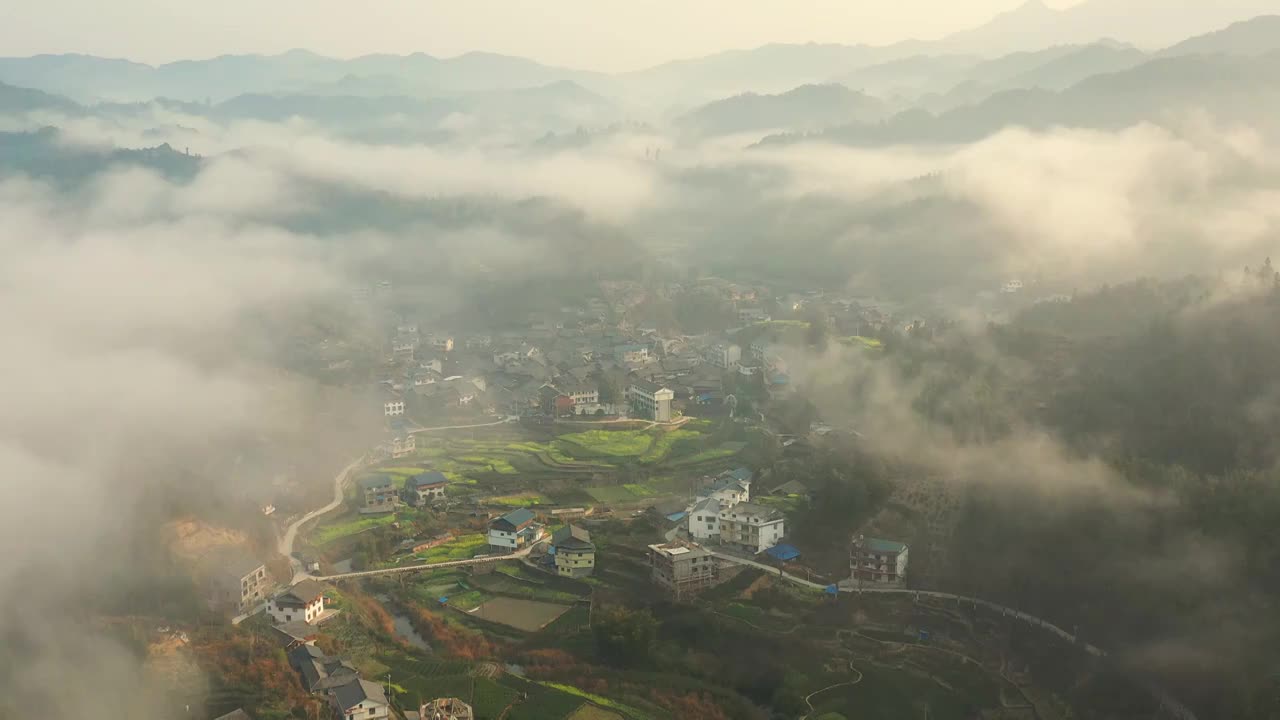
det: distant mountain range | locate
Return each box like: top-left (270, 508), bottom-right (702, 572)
top-left (2, 2), bottom-right (1278, 110)
top-left (674, 84), bottom-right (886, 137)
top-left (760, 50), bottom-right (1280, 147)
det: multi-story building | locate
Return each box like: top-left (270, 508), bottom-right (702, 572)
top-left (688, 497), bottom-right (721, 541)
top-left (648, 540), bottom-right (720, 599)
top-left (704, 343), bottom-right (742, 370)
top-left (266, 580), bottom-right (329, 626)
top-left (551, 525), bottom-right (596, 578)
top-left (615, 343), bottom-right (651, 365)
top-left (390, 431), bottom-right (416, 459)
top-left (488, 508), bottom-right (544, 553)
top-left (383, 394), bottom-right (406, 417)
top-left (627, 379), bottom-right (674, 422)
top-left (561, 382), bottom-right (599, 406)
top-left (850, 535), bottom-right (909, 584)
top-left (717, 502), bottom-right (785, 554)
top-left (699, 468), bottom-right (752, 504)
top-left (737, 307), bottom-right (771, 324)
top-left (357, 474), bottom-right (396, 510)
top-left (404, 471), bottom-right (448, 506)
top-left (196, 548), bottom-right (270, 614)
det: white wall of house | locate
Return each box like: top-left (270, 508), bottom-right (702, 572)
top-left (384, 401), bottom-right (405, 417)
top-left (488, 529), bottom-right (517, 550)
top-left (266, 595), bottom-right (325, 625)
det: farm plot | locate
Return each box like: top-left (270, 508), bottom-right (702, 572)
top-left (554, 430), bottom-right (653, 459)
top-left (466, 596), bottom-right (572, 632)
top-left (311, 512), bottom-right (398, 546)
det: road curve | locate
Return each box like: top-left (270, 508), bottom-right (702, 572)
top-left (279, 455), bottom-right (365, 583)
top-left (278, 417), bottom-right (516, 584)
top-left (711, 552), bottom-right (1198, 720)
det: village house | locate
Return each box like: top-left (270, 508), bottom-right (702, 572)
top-left (717, 502), bottom-right (786, 555)
top-left (688, 497), bottom-right (722, 541)
top-left (487, 507), bottom-right (544, 553)
top-left (357, 475), bottom-right (397, 512)
top-left (196, 547), bottom-right (270, 614)
top-left (615, 343), bottom-right (651, 365)
top-left (699, 468), bottom-right (753, 504)
top-left (404, 471), bottom-right (448, 506)
top-left (266, 580), bottom-right (333, 627)
top-left (383, 393), bottom-right (406, 417)
top-left (390, 430), bottom-right (416, 459)
top-left (329, 678), bottom-right (391, 720)
top-left (287, 645), bottom-right (358, 693)
top-left (551, 525), bottom-right (596, 578)
top-left (419, 698), bottom-right (474, 720)
top-left (850, 535), bottom-right (910, 584)
top-left (737, 306), bottom-right (771, 324)
top-left (704, 343), bottom-right (742, 370)
top-left (648, 540), bottom-right (721, 599)
top-left (627, 378), bottom-right (674, 422)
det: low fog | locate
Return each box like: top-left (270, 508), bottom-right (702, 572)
top-left (4, 8), bottom-right (1280, 720)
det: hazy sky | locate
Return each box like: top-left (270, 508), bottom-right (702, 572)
top-left (0, 0), bottom-right (1085, 70)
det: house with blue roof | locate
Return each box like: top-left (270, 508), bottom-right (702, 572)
top-left (850, 535), bottom-right (909, 584)
top-left (488, 507), bottom-right (545, 553)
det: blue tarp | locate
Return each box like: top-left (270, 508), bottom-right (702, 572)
top-left (765, 543), bottom-right (801, 561)
top-left (666, 511), bottom-right (689, 522)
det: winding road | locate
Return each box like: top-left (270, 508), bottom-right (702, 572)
top-left (277, 417), bottom-right (519, 583)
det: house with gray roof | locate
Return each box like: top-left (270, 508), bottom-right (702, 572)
top-left (328, 677), bottom-right (390, 720)
top-left (405, 471), bottom-right (448, 506)
top-left (357, 474), bottom-right (396, 512)
top-left (551, 525), bottom-right (595, 578)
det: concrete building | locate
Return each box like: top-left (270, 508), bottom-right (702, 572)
top-left (196, 548), bottom-right (269, 614)
top-left (404, 471), bottom-right (448, 506)
top-left (488, 507), bottom-right (544, 553)
top-left (266, 580), bottom-right (328, 626)
top-left (357, 474), bottom-right (397, 511)
top-left (383, 396), bottom-right (406, 417)
top-left (717, 502), bottom-right (785, 555)
top-left (627, 378), bottom-right (674, 422)
top-left (648, 540), bottom-right (720, 599)
top-left (615, 343), bottom-right (651, 364)
top-left (390, 431), bottom-right (416, 459)
top-left (688, 497), bottom-right (721, 541)
top-left (851, 536), bottom-right (909, 584)
top-left (704, 343), bottom-right (742, 370)
top-left (551, 525), bottom-right (596, 578)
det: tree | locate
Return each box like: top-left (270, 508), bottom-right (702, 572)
top-left (593, 607), bottom-right (658, 667)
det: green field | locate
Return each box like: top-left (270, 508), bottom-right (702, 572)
top-left (554, 430), bottom-right (653, 459)
top-left (639, 429), bottom-right (701, 464)
top-left (489, 491), bottom-right (551, 506)
top-left (312, 512), bottom-right (398, 545)
top-left (412, 534), bottom-right (489, 562)
top-left (669, 442), bottom-right (747, 466)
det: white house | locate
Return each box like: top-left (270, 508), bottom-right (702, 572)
top-left (850, 536), bottom-right (909, 584)
top-left (488, 508), bottom-right (544, 553)
top-left (717, 502), bottom-right (785, 554)
top-left (704, 343), bottom-right (742, 370)
top-left (266, 580), bottom-right (327, 626)
top-left (700, 468), bottom-right (752, 505)
top-left (329, 678), bottom-right (390, 720)
top-left (627, 379), bottom-right (674, 422)
top-left (384, 397), bottom-right (405, 417)
top-left (688, 497), bottom-right (722, 541)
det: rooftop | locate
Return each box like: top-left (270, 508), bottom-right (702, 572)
top-left (278, 579), bottom-right (326, 605)
top-left (719, 502), bottom-right (783, 522)
top-left (357, 474), bottom-right (394, 491)
top-left (857, 537), bottom-right (908, 554)
top-left (497, 507), bottom-right (536, 527)
top-left (331, 677), bottom-right (388, 710)
top-left (648, 540), bottom-right (712, 559)
top-left (407, 471), bottom-right (449, 489)
top-left (551, 525), bottom-right (593, 550)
